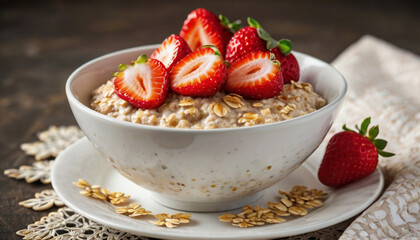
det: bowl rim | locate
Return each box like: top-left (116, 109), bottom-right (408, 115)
top-left (65, 44), bottom-right (347, 133)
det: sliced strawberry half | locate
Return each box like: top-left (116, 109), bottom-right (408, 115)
top-left (114, 55), bottom-right (169, 109)
top-left (180, 8), bottom-right (233, 56)
top-left (150, 34), bottom-right (192, 72)
top-left (169, 46), bottom-right (227, 97)
top-left (225, 51), bottom-right (283, 100)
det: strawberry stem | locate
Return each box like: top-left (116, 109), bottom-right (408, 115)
top-left (219, 14), bottom-right (242, 33)
top-left (247, 17), bottom-right (260, 28)
top-left (135, 54), bottom-right (148, 64)
top-left (342, 124), bottom-right (356, 133)
top-left (342, 117), bottom-right (395, 158)
top-left (247, 17), bottom-right (293, 55)
top-left (269, 53), bottom-right (281, 68)
top-left (368, 125), bottom-right (379, 141)
top-left (202, 45), bottom-right (222, 57)
top-left (118, 64), bottom-right (127, 71)
top-left (360, 117), bottom-right (371, 136)
top-left (278, 39), bottom-right (292, 55)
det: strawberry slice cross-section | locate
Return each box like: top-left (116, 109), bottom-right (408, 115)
top-left (180, 8), bottom-right (232, 56)
top-left (113, 55), bottom-right (169, 109)
top-left (150, 34), bottom-right (192, 72)
top-left (169, 46), bottom-right (227, 97)
top-left (225, 51), bottom-right (283, 100)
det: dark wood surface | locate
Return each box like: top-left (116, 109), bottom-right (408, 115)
top-left (1, 0), bottom-right (419, 238)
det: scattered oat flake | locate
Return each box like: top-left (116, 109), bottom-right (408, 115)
top-left (73, 179), bottom-right (130, 205)
top-left (238, 112), bottom-right (259, 124)
top-left (223, 95), bottom-right (245, 109)
top-left (21, 126), bottom-right (84, 160)
top-left (302, 83), bottom-right (312, 92)
top-left (261, 108), bottom-right (271, 115)
top-left (184, 107), bottom-right (197, 115)
top-left (179, 99), bottom-right (195, 107)
top-left (212, 102), bottom-right (228, 117)
top-left (229, 93), bottom-right (243, 99)
top-left (252, 102), bottom-right (263, 107)
top-left (219, 205), bottom-right (285, 228)
top-left (116, 203), bottom-right (152, 217)
top-left (281, 113), bottom-right (292, 120)
top-left (287, 103), bottom-right (297, 110)
top-left (150, 213), bottom-right (191, 228)
top-left (19, 189), bottom-right (64, 211)
top-left (4, 160), bottom-right (54, 184)
top-left (291, 80), bottom-right (303, 89)
top-left (16, 207), bottom-right (145, 239)
top-left (219, 186), bottom-right (327, 228)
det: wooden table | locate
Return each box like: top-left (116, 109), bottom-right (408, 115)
top-left (1, 0), bottom-right (419, 238)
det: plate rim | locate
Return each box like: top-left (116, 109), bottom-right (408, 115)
top-left (52, 137), bottom-right (384, 239)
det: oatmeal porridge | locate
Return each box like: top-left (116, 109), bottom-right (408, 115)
top-left (90, 80), bottom-right (327, 129)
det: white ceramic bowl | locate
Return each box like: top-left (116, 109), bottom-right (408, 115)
top-left (66, 44), bottom-right (347, 212)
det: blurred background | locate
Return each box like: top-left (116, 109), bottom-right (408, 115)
top-left (1, 0), bottom-right (419, 238)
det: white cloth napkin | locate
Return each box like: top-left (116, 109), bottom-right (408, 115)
top-left (328, 35), bottom-right (420, 239)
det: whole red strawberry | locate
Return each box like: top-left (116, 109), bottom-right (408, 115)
top-left (225, 17), bottom-right (300, 83)
top-left (224, 26), bottom-right (266, 63)
top-left (318, 118), bottom-right (395, 187)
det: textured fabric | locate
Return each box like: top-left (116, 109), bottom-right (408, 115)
top-left (329, 35), bottom-right (420, 240)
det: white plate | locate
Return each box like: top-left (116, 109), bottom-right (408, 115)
top-left (52, 137), bottom-right (383, 240)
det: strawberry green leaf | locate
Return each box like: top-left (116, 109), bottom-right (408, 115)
top-left (135, 54), bottom-right (148, 64)
top-left (355, 124), bottom-right (361, 134)
top-left (257, 28), bottom-right (271, 41)
top-left (118, 64), bottom-right (127, 71)
top-left (202, 45), bottom-right (222, 56)
top-left (223, 60), bottom-right (231, 68)
top-left (219, 14), bottom-right (229, 26)
top-left (342, 124), bottom-right (356, 133)
top-left (368, 125), bottom-right (379, 141)
top-left (373, 139), bottom-right (387, 150)
top-left (247, 17), bottom-right (260, 29)
top-left (269, 53), bottom-right (281, 67)
top-left (255, 26), bottom-right (277, 50)
top-left (360, 117), bottom-right (371, 136)
top-left (248, 17), bottom-right (276, 49)
top-left (219, 14), bottom-right (242, 33)
top-left (273, 60), bottom-right (280, 68)
top-left (266, 39), bottom-right (278, 49)
top-left (229, 20), bottom-right (242, 32)
top-left (377, 149), bottom-right (395, 157)
top-left (248, 17), bottom-right (293, 53)
top-left (278, 39), bottom-right (292, 55)
top-left (269, 53), bottom-right (276, 60)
